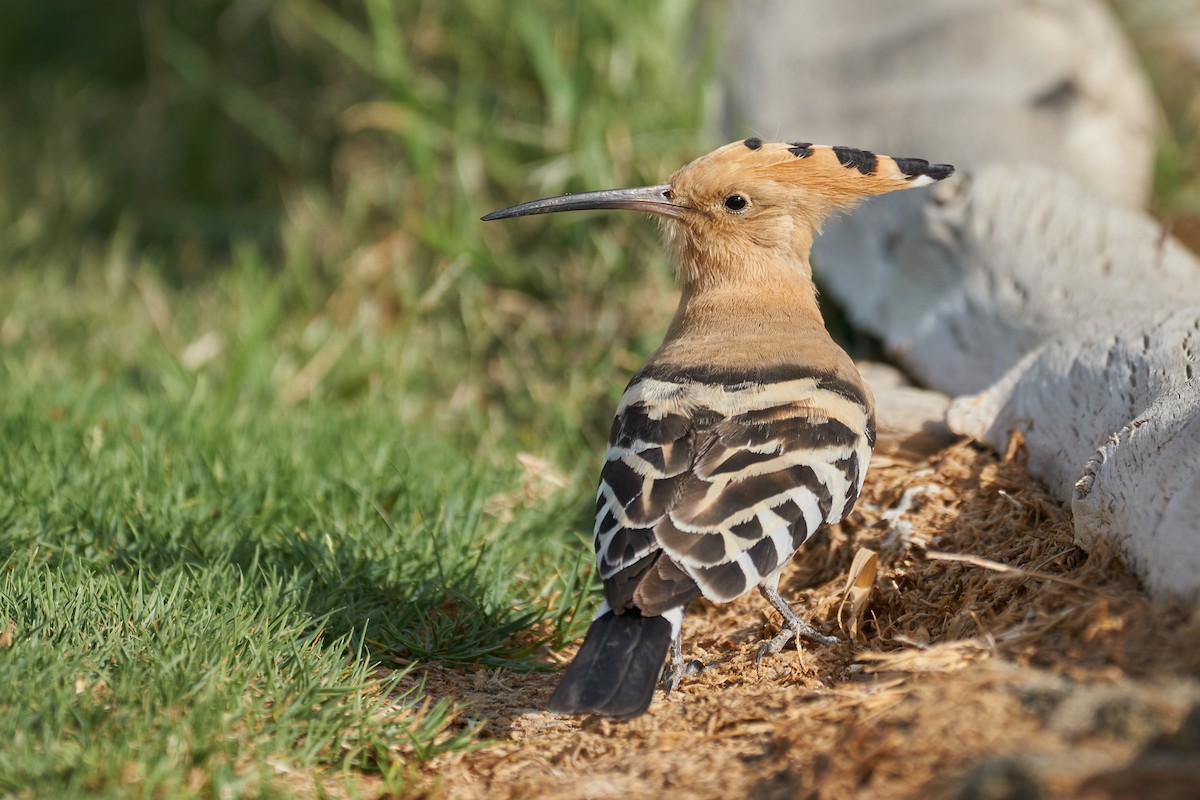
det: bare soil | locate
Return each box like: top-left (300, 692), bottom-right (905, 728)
top-left (405, 441), bottom-right (1200, 799)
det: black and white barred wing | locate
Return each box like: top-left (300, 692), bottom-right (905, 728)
top-left (592, 381), bottom-right (701, 614)
top-left (594, 375), bottom-right (873, 612)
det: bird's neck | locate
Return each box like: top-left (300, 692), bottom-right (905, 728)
top-left (671, 251), bottom-right (824, 331)
top-left (647, 254), bottom-right (844, 375)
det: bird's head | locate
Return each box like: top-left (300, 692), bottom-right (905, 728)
top-left (483, 138), bottom-right (953, 288)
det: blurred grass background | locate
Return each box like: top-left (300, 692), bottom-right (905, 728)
top-left (1113, 0), bottom-right (1200, 249)
top-left (0, 0), bottom-right (719, 453)
top-left (0, 0), bottom-right (1196, 797)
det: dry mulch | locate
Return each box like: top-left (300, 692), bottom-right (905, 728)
top-left (402, 440), bottom-right (1200, 799)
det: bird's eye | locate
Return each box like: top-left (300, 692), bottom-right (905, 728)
top-left (723, 194), bottom-right (748, 212)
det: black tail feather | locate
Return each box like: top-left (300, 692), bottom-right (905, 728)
top-left (547, 610), bottom-right (673, 718)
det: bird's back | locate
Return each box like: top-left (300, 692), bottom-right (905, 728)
top-left (595, 288), bottom-right (875, 616)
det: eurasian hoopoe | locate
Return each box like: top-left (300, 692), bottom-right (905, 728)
top-left (483, 138), bottom-right (954, 717)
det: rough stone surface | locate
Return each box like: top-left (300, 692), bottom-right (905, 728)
top-left (845, 166), bottom-right (1200, 599)
top-left (817, 165), bottom-right (1200, 395)
top-left (858, 362), bottom-right (956, 461)
top-left (833, 166), bottom-right (1200, 600)
top-left (728, 0), bottom-right (1158, 206)
top-left (948, 312), bottom-right (1200, 600)
top-left (835, 165), bottom-right (1200, 597)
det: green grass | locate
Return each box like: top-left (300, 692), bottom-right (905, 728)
top-left (0, 263), bottom-right (599, 797)
top-left (0, 0), bottom-right (720, 795)
top-left (1112, 0), bottom-right (1200, 244)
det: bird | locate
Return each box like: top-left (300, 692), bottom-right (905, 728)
top-left (482, 138), bottom-right (954, 717)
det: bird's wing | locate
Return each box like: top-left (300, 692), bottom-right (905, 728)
top-left (595, 372), bottom-right (873, 614)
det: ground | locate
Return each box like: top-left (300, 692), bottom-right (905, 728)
top-left (400, 443), bottom-right (1200, 799)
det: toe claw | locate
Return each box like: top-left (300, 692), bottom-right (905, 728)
top-left (664, 655), bottom-right (704, 695)
top-left (755, 630), bottom-right (795, 665)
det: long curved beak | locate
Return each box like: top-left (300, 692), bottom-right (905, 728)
top-left (481, 184), bottom-right (680, 221)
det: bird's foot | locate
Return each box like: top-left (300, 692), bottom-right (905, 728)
top-left (754, 584), bottom-right (841, 665)
top-left (663, 628), bottom-right (706, 695)
top-left (755, 617), bottom-right (841, 665)
top-left (755, 628), bottom-right (797, 665)
top-left (792, 617), bottom-right (842, 648)
top-left (663, 655), bottom-right (705, 695)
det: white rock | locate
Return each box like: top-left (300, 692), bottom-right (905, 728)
top-left (836, 166), bottom-right (1200, 599)
top-left (858, 362), bottom-right (956, 460)
top-left (729, 0), bottom-right (1158, 206)
top-left (816, 165), bottom-right (1200, 395)
top-left (874, 385), bottom-right (957, 461)
top-left (856, 362), bottom-right (909, 392)
top-left (948, 313), bottom-right (1200, 599)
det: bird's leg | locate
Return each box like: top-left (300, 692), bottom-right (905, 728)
top-left (662, 629), bottom-right (705, 694)
top-left (755, 584), bottom-right (841, 664)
